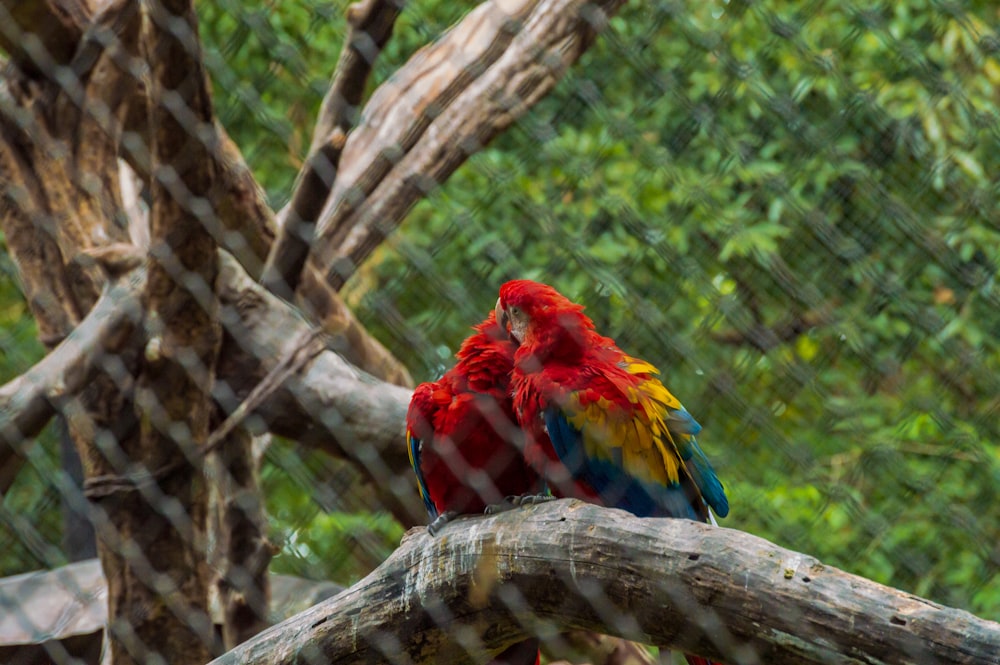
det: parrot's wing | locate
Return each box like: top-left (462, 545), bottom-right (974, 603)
top-left (406, 428), bottom-right (438, 519)
top-left (406, 383), bottom-right (441, 520)
top-left (544, 401), bottom-right (704, 521)
top-left (542, 356), bottom-right (728, 521)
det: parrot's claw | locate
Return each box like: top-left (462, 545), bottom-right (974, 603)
top-left (427, 510), bottom-right (458, 537)
top-left (484, 494), bottom-right (554, 515)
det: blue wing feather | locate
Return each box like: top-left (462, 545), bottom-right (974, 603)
top-left (407, 431), bottom-right (438, 519)
top-left (544, 407), bottom-right (701, 521)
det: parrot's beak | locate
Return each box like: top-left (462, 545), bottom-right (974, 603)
top-left (495, 298), bottom-right (509, 338)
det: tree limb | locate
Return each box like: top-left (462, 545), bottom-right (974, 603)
top-left (308, 0), bottom-right (626, 290)
top-left (0, 267), bottom-right (145, 461)
top-left (308, 0), bottom-right (403, 157)
top-left (0, 251), bottom-right (420, 524)
top-left (211, 500), bottom-right (1000, 665)
top-left (216, 254), bottom-right (423, 527)
top-left (262, 0), bottom-right (403, 298)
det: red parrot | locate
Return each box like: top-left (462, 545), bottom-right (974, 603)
top-left (495, 279), bottom-right (729, 665)
top-left (406, 311), bottom-right (542, 533)
top-left (406, 311), bottom-right (542, 665)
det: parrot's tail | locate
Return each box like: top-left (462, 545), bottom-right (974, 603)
top-left (488, 638), bottom-right (540, 665)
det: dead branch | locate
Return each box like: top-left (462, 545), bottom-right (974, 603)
top-left (308, 0), bottom-right (626, 290)
top-left (262, 0), bottom-right (403, 298)
top-left (212, 500), bottom-right (1000, 665)
top-left (0, 269), bottom-right (145, 467)
top-left (216, 254), bottom-right (423, 527)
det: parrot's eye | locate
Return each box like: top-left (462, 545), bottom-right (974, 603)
top-left (509, 306), bottom-right (522, 317)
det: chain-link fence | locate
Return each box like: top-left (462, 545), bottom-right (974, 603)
top-left (1, 0), bottom-right (998, 664)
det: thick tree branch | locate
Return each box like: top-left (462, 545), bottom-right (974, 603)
top-left (0, 252), bottom-right (419, 523)
top-left (262, 0), bottom-right (403, 298)
top-left (308, 0), bottom-right (625, 290)
top-left (216, 254), bottom-right (422, 527)
top-left (308, 0), bottom-right (403, 157)
top-left (212, 500), bottom-right (1000, 665)
top-left (0, 267), bottom-right (145, 465)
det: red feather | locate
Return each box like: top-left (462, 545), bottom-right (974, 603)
top-left (407, 311), bottom-right (541, 518)
top-left (498, 280), bottom-right (728, 665)
top-left (407, 312), bottom-right (542, 665)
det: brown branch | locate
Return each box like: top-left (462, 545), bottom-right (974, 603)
top-left (308, 0), bottom-right (625, 290)
top-left (0, 266), bottom-right (145, 462)
top-left (262, 0), bottom-right (402, 306)
top-left (0, 251), bottom-right (419, 523)
top-left (261, 131), bottom-right (347, 300)
top-left (309, 0), bottom-right (403, 156)
top-left (216, 253), bottom-right (423, 527)
top-left (211, 500), bottom-right (1000, 665)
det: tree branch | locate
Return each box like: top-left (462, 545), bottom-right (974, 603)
top-left (216, 254), bottom-right (423, 527)
top-left (308, 0), bottom-right (625, 290)
top-left (212, 500), bottom-right (1000, 665)
top-left (0, 252), bottom-right (419, 523)
top-left (0, 267), bottom-right (145, 463)
top-left (262, 0), bottom-right (403, 298)
top-left (308, 0), bottom-right (403, 157)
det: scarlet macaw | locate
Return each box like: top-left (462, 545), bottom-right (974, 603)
top-left (406, 311), bottom-right (543, 533)
top-left (495, 279), bottom-right (728, 665)
top-left (406, 312), bottom-right (542, 665)
top-left (494, 279), bottom-right (728, 520)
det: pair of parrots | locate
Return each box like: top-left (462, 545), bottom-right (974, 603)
top-left (406, 279), bottom-right (729, 665)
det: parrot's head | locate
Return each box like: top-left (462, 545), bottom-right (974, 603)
top-left (495, 280), bottom-right (593, 352)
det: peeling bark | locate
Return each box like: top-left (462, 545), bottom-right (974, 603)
top-left (212, 500), bottom-right (1000, 665)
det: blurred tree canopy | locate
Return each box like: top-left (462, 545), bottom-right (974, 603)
top-left (2, 0), bottom-right (998, 624)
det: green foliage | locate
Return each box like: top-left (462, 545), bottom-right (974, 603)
top-left (0, 236), bottom-right (66, 576)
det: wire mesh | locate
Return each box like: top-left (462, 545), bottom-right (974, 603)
top-left (1, 1), bottom-right (998, 664)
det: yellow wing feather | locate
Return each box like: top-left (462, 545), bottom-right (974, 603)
top-left (564, 356), bottom-right (687, 487)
